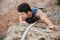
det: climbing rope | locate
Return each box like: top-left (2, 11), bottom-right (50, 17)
top-left (20, 22), bottom-right (37, 40)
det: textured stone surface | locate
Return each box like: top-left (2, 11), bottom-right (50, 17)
top-left (0, 9), bottom-right (20, 40)
top-left (0, 0), bottom-right (56, 14)
top-left (4, 23), bottom-right (60, 40)
top-left (0, 0), bottom-right (60, 40)
top-left (4, 6), bottom-right (60, 40)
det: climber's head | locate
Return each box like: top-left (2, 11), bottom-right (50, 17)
top-left (17, 3), bottom-right (32, 20)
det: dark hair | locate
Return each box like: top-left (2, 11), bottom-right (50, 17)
top-left (17, 3), bottom-right (32, 13)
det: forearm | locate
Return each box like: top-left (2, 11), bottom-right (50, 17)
top-left (20, 16), bottom-right (26, 24)
top-left (43, 18), bottom-right (54, 28)
top-left (20, 16), bottom-right (22, 23)
top-left (39, 12), bottom-right (54, 28)
top-left (38, 10), bottom-right (58, 31)
top-left (37, 9), bottom-right (54, 28)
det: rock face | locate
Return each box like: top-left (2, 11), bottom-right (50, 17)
top-left (4, 6), bottom-right (60, 40)
top-left (4, 22), bottom-right (60, 40)
top-left (0, 9), bottom-right (20, 40)
top-left (0, 0), bottom-right (56, 14)
top-left (0, 0), bottom-right (60, 40)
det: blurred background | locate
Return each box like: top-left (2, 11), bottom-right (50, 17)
top-left (0, 0), bottom-right (60, 40)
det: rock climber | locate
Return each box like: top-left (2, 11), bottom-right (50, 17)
top-left (17, 3), bottom-right (58, 31)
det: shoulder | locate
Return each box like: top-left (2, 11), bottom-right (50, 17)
top-left (31, 7), bottom-right (43, 12)
top-left (36, 9), bottom-right (44, 19)
top-left (32, 7), bottom-right (38, 12)
top-left (31, 7), bottom-right (38, 10)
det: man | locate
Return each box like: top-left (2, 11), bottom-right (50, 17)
top-left (18, 3), bottom-right (58, 31)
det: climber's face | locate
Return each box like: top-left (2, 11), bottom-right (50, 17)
top-left (20, 11), bottom-right (32, 21)
top-left (20, 12), bottom-right (28, 21)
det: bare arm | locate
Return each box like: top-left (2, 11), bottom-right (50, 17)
top-left (20, 15), bottom-right (27, 24)
top-left (37, 9), bottom-right (54, 28)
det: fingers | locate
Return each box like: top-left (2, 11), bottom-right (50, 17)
top-left (49, 27), bottom-right (58, 31)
